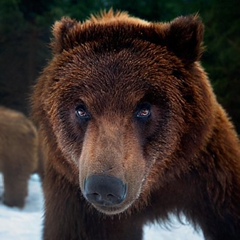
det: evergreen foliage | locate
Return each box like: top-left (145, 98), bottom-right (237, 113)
top-left (0, 0), bottom-right (239, 132)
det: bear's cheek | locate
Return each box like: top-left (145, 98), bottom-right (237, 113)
top-left (77, 122), bottom-right (147, 215)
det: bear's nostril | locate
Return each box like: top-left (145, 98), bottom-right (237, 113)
top-left (90, 192), bottom-right (101, 202)
top-left (84, 175), bottom-right (127, 207)
top-left (107, 193), bottom-right (114, 200)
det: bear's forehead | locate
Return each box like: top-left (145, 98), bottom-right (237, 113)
top-left (52, 46), bottom-right (173, 112)
top-left (55, 71), bottom-right (157, 115)
top-left (53, 41), bottom-right (175, 88)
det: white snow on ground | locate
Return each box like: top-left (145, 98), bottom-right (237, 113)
top-left (0, 173), bottom-right (203, 239)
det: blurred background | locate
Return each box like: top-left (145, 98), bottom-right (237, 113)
top-left (0, 0), bottom-right (239, 132)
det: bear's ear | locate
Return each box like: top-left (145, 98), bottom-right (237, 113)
top-left (164, 15), bottom-right (204, 64)
top-left (51, 17), bottom-right (80, 54)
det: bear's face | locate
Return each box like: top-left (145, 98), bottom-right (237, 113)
top-left (46, 47), bottom-right (178, 214)
top-left (34, 12), bottom-right (215, 215)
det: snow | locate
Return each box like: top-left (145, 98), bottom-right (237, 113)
top-left (0, 174), bottom-right (44, 240)
top-left (0, 173), bottom-right (203, 239)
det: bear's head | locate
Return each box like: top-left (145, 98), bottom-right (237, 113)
top-left (33, 10), bottom-right (216, 215)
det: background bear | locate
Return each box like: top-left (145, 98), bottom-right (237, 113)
top-left (32, 10), bottom-right (240, 240)
top-left (0, 106), bottom-right (40, 208)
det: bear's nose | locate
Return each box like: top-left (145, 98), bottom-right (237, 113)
top-left (84, 175), bottom-right (127, 207)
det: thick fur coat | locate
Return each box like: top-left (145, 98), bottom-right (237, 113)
top-left (32, 11), bottom-right (240, 240)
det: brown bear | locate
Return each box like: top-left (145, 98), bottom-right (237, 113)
top-left (0, 106), bottom-right (39, 208)
top-left (32, 10), bottom-right (240, 240)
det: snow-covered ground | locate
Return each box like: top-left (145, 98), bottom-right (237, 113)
top-left (0, 173), bottom-right (203, 240)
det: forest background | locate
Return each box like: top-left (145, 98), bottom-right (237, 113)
top-left (0, 0), bottom-right (239, 132)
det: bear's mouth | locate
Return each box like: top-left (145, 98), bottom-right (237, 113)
top-left (91, 199), bottom-right (134, 215)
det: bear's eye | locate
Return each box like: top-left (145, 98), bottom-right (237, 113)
top-left (135, 103), bottom-right (151, 121)
top-left (75, 105), bottom-right (91, 122)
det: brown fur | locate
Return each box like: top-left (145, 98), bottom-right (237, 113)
top-left (32, 10), bottom-right (240, 240)
top-left (0, 107), bottom-right (39, 208)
